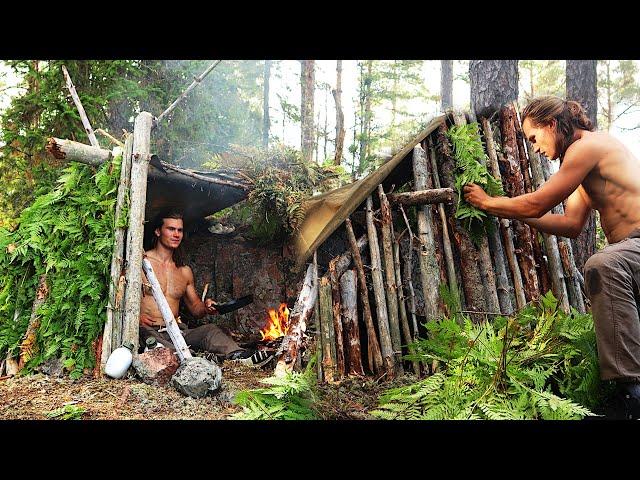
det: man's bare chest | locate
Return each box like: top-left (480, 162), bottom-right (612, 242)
top-left (149, 264), bottom-right (187, 300)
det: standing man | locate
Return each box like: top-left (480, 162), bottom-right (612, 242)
top-left (464, 95), bottom-right (640, 419)
top-left (139, 210), bottom-right (272, 367)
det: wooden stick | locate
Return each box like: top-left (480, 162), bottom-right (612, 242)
top-left (365, 196), bottom-right (396, 377)
top-left (102, 135), bottom-right (134, 370)
top-left (314, 253), bottom-right (323, 382)
top-left (47, 137), bottom-right (111, 166)
top-left (399, 206), bottom-right (419, 338)
top-left (201, 283), bottom-right (209, 302)
top-left (157, 160), bottom-right (250, 190)
top-left (142, 258), bottom-right (193, 362)
top-left (319, 277), bottom-right (336, 382)
top-left (345, 217), bottom-right (384, 374)
top-left (61, 65), bottom-right (99, 148)
top-left (481, 117), bottom-right (526, 311)
top-left (328, 258), bottom-right (346, 378)
top-left (96, 128), bottom-right (125, 148)
top-left (340, 270), bottom-right (365, 376)
top-left (387, 188), bottom-right (454, 206)
top-left (122, 112), bottom-right (154, 352)
top-left (155, 61), bottom-right (222, 126)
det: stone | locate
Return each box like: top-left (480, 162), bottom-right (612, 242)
top-left (170, 357), bottom-right (223, 398)
top-left (132, 348), bottom-right (180, 386)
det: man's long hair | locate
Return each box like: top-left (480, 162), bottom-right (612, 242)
top-left (150, 209), bottom-right (187, 267)
top-left (521, 95), bottom-right (595, 159)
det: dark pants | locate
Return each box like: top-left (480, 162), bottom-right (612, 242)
top-left (584, 228), bottom-right (640, 382)
top-left (139, 323), bottom-right (242, 357)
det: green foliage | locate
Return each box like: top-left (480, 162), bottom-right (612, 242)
top-left (598, 60), bottom-right (640, 131)
top-left (46, 403), bottom-right (87, 420)
top-left (232, 355), bottom-right (319, 420)
top-left (0, 154), bottom-right (120, 378)
top-left (446, 122), bottom-right (504, 244)
top-left (373, 291), bottom-right (602, 420)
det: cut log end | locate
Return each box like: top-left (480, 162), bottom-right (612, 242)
top-left (46, 138), bottom-right (66, 160)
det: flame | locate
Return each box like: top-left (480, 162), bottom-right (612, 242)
top-left (260, 303), bottom-right (290, 341)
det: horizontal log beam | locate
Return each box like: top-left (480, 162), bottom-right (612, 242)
top-left (47, 137), bottom-right (111, 166)
top-left (387, 188), bottom-right (454, 206)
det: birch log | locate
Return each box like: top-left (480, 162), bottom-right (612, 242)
top-left (122, 112), bottom-right (154, 351)
top-left (340, 270), bottom-right (365, 376)
top-left (328, 258), bottom-right (346, 377)
top-left (387, 188), bottom-right (454, 206)
top-left (365, 196), bottom-right (396, 377)
top-left (412, 145), bottom-right (443, 321)
top-left (481, 117), bottom-right (527, 310)
top-left (101, 134), bottom-right (134, 369)
top-left (275, 261), bottom-right (319, 376)
top-left (345, 217), bottom-right (384, 374)
top-left (378, 185), bottom-right (403, 373)
top-left (47, 137), bottom-right (112, 166)
top-left (141, 258), bottom-right (192, 362)
top-left (319, 277), bottom-right (336, 382)
top-left (61, 65), bottom-right (99, 148)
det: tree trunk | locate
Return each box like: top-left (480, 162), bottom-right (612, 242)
top-left (328, 258), bottom-right (346, 377)
top-left (340, 270), bottom-right (364, 376)
top-left (300, 60), bottom-right (315, 163)
top-left (566, 60), bottom-right (598, 275)
top-left (333, 60), bottom-right (345, 166)
top-left (263, 60), bottom-right (271, 149)
top-left (470, 60), bottom-right (519, 118)
top-left (441, 60), bottom-right (453, 111)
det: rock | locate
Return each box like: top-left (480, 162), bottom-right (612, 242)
top-left (39, 357), bottom-right (64, 377)
top-left (132, 348), bottom-right (180, 386)
top-left (170, 357), bottom-right (222, 398)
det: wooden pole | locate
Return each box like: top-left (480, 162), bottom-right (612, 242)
top-left (328, 258), bottom-right (346, 378)
top-left (101, 134), bottom-right (134, 370)
top-left (122, 112), bottom-right (154, 352)
top-left (398, 206), bottom-right (419, 338)
top-left (480, 117), bottom-right (527, 311)
top-left (47, 137), bottom-right (111, 166)
top-left (393, 238), bottom-right (420, 375)
top-left (365, 196), bottom-right (396, 377)
top-left (96, 128), bottom-right (124, 148)
top-left (61, 65), bottom-right (99, 148)
top-left (142, 259), bottom-right (193, 362)
top-left (387, 188), bottom-right (454, 206)
top-left (345, 217), bottom-right (384, 374)
top-left (340, 270), bottom-right (365, 376)
top-left (314, 253), bottom-right (323, 381)
top-left (319, 277), bottom-right (336, 382)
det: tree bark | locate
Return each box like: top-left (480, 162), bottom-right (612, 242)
top-left (18, 274), bottom-right (48, 370)
top-left (301, 60), bottom-right (315, 163)
top-left (441, 60), bottom-right (453, 111)
top-left (387, 188), bottom-right (454, 206)
top-left (319, 277), bottom-right (336, 382)
top-left (328, 258), bottom-right (346, 377)
top-left (263, 60), bottom-right (271, 149)
top-left (566, 60), bottom-right (598, 275)
top-left (333, 60), bottom-right (345, 166)
top-left (470, 60), bottom-right (519, 118)
top-left (340, 270), bottom-right (365, 376)
top-left (345, 217), bottom-right (384, 374)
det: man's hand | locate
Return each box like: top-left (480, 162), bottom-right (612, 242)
top-left (463, 183), bottom-right (490, 210)
top-left (204, 298), bottom-right (218, 315)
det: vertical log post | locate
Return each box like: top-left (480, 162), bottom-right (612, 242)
top-left (340, 269), bottom-right (365, 376)
top-left (328, 258), bottom-right (346, 378)
top-left (399, 206), bottom-right (420, 339)
top-left (314, 253), bottom-right (323, 381)
top-left (365, 196), bottom-right (396, 377)
top-left (345, 217), bottom-right (384, 374)
top-left (101, 135), bottom-right (133, 369)
top-left (319, 276), bottom-right (336, 382)
top-left (122, 112), bottom-right (154, 352)
top-left (378, 185), bottom-right (404, 374)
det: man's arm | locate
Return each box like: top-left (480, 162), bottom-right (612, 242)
top-left (521, 186), bottom-right (592, 238)
top-left (182, 266), bottom-right (217, 319)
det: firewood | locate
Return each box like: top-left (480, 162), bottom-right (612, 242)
top-left (345, 217), bottom-right (384, 374)
top-left (328, 258), bottom-right (346, 377)
top-left (340, 270), bottom-right (365, 376)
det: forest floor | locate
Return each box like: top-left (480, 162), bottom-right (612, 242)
top-left (0, 361), bottom-right (416, 420)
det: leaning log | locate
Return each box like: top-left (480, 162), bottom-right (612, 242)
top-left (345, 217), bottom-right (384, 374)
top-left (18, 274), bottom-right (48, 370)
top-left (47, 137), bottom-right (112, 166)
top-left (319, 277), bottom-right (336, 382)
top-left (62, 65), bottom-right (100, 148)
top-left (328, 258), bottom-right (346, 378)
top-left (332, 233), bottom-right (368, 279)
top-left (340, 270), bottom-right (365, 376)
top-left (393, 239), bottom-right (420, 375)
top-left (398, 206), bottom-right (420, 337)
top-left (387, 188), bottom-right (454, 207)
top-left (275, 261), bottom-right (319, 377)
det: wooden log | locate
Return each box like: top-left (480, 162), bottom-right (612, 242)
top-left (340, 270), bottom-right (365, 376)
top-left (141, 258), bottom-right (192, 362)
top-left (365, 196), bottom-right (396, 377)
top-left (18, 274), bottom-right (48, 370)
top-left (46, 137), bottom-right (111, 166)
top-left (398, 206), bottom-right (420, 338)
top-left (331, 233), bottom-right (368, 280)
top-left (525, 145), bottom-right (571, 313)
top-left (499, 105), bottom-right (540, 303)
top-left (314, 253), bottom-right (323, 381)
top-left (96, 128), bottom-right (125, 148)
top-left (275, 260), bottom-right (319, 376)
top-left (102, 134), bottom-right (134, 370)
top-left (451, 112), bottom-right (501, 316)
top-left (319, 277), bottom-right (337, 382)
top-left (378, 185), bottom-right (403, 374)
top-left (481, 117), bottom-right (527, 310)
top-left (387, 188), bottom-right (454, 206)
top-left (434, 123), bottom-right (486, 319)
top-left (122, 112), bottom-right (154, 352)
top-left (345, 217), bottom-right (384, 374)
top-left (328, 258), bottom-right (346, 378)
top-left (425, 137), bottom-right (461, 312)
top-left (61, 65), bottom-right (100, 148)
top-left (412, 145), bottom-right (444, 321)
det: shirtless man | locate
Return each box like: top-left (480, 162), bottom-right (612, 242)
top-left (463, 95), bottom-right (640, 418)
top-left (139, 210), bottom-right (272, 367)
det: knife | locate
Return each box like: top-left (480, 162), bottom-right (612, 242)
top-left (212, 295), bottom-right (253, 315)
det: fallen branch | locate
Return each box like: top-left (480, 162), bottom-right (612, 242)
top-left (61, 65), bottom-right (99, 148)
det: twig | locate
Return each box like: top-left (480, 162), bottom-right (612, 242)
top-left (96, 128), bottom-right (124, 148)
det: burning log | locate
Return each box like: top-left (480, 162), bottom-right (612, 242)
top-left (365, 196), bottom-right (397, 377)
top-left (340, 270), bottom-right (364, 376)
top-left (345, 217), bottom-right (384, 374)
top-left (275, 261), bottom-right (319, 377)
top-left (328, 258), bottom-right (346, 378)
top-left (319, 277), bottom-right (337, 382)
top-left (481, 117), bottom-right (526, 311)
top-left (387, 188), bottom-right (454, 206)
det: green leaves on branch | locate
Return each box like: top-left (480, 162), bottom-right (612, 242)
top-left (446, 123), bottom-right (503, 244)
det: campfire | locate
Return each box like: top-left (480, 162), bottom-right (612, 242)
top-left (260, 303), bottom-right (290, 342)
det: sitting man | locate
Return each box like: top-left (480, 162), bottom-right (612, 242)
top-left (464, 95), bottom-right (640, 419)
top-left (139, 209), bottom-right (272, 368)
